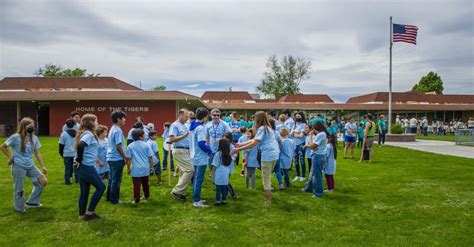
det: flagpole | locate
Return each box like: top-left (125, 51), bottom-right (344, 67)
top-left (388, 16), bottom-right (393, 134)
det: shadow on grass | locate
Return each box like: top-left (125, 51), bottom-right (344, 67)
top-left (85, 217), bottom-right (122, 236)
top-left (17, 206), bottom-right (58, 222)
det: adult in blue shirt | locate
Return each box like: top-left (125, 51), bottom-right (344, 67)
top-left (169, 108), bottom-right (193, 202)
top-left (74, 114), bottom-right (106, 220)
top-left (290, 111), bottom-right (307, 182)
top-left (283, 109), bottom-right (295, 131)
top-left (304, 121), bottom-right (327, 198)
top-left (206, 109), bottom-right (231, 165)
top-left (1, 117), bottom-right (48, 212)
top-left (233, 111), bottom-right (280, 205)
top-left (106, 111), bottom-right (127, 204)
top-left (62, 111), bottom-right (81, 132)
top-left (189, 108), bottom-right (213, 208)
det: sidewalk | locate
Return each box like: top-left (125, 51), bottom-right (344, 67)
top-left (386, 139), bottom-right (474, 159)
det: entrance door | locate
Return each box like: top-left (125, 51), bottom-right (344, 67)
top-left (37, 102), bottom-right (50, 136)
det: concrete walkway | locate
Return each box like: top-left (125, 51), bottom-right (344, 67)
top-left (386, 140), bottom-right (474, 159)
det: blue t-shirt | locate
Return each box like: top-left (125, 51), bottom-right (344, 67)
top-left (311, 132), bottom-right (327, 156)
top-left (126, 140), bottom-right (153, 177)
top-left (169, 121), bottom-right (189, 148)
top-left (279, 138), bottom-right (295, 169)
top-left (78, 131), bottom-right (98, 167)
top-left (127, 127), bottom-right (149, 142)
top-left (95, 138), bottom-right (110, 174)
top-left (284, 118), bottom-right (295, 131)
top-left (229, 120), bottom-right (241, 142)
top-left (190, 124), bottom-right (208, 167)
top-left (238, 135), bottom-right (249, 158)
top-left (255, 126), bottom-right (280, 162)
top-left (378, 119), bottom-right (387, 131)
top-left (146, 139), bottom-right (160, 165)
top-left (107, 124), bottom-right (125, 161)
top-left (246, 144), bottom-right (260, 168)
top-left (325, 143), bottom-right (336, 175)
top-left (62, 122), bottom-right (80, 132)
top-left (212, 151), bottom-right (231, 186)
top-left (345, 123), bottom-right (357, 137)
top-left (205, 120), bottom-right (231, 153)
top-left (239, 119), bottom-right (248, 128)
top-left (5, 134), bottom-right (41, 168)
top-left (59, 131), bottom-right (76, 157)
top-left (274, 130), bottom-right (282, 143)
top-left (290, 122), bottom-right (306, 145)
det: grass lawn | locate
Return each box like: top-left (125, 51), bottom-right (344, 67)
top-left (0, 137), bottom-right (473, 246)
top-left (416, 134), bottom-right (455, 142)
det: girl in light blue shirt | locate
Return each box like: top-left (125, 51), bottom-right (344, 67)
top-left (279, 128), bottom-right (295, 188)
top-left (212, 138), bottom-right (232, 206)
top-left (244, 129), bottom-right (259, 189)
top-left (325, 134), bottom-right (337, 192)
top-left (95, 125), bottom-right (110, 180)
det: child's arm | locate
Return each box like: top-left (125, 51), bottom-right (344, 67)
top-left (96, 158), bottom-right (104, 167)
top-left (59, 144), bottom-right (64, 157)
top-left (148, 156), bottom-right (154, 174)
top-left (1, 143), bottom-right (13, 166)
top-left (126, 158), bottom-right (131, 175)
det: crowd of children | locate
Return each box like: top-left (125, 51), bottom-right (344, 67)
top-left (1, 108), bottom-right (360, 219)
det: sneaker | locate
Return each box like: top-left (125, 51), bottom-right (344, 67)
top-left (292, 176), bottom-right (300, 182)
top-left (198, 200), bottom-right (207, 204)
top-left (132, 200), bottom-right (139, 204)
top-left (279, 184), bottom-right (284, 190)
top-left (193, 201), bottom-right (209, 208)
top-left (25, 203), bottom-right (43, 208)
top-left (214, 201), bottom-right (221, 206)
top-left (299, 177), bottom-right (306, 181)
top-left (312, 194), bottom-right (323, 198)
top-left (239, 171), bottom-right (245, 177)
top-left (324, 189), bottom-right (334, 193)
top-left (221, 201), bottom-right (227, 205)
top-left (83, 213), bottom-right (101, 221)
top-left (171, 192), bottom-right (187, 202)
top-left (173, 172), bottom-right (178, 177)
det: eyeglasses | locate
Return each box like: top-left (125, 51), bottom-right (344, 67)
top-left (213, 114), bottom-right (220, 117)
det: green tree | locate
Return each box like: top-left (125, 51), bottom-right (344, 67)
top-left (152, 85), bottom-right (166, 91)
top-left (35, 64), bottom-right (100, 77)
top-left (257, 55), bottom-right (312, 99)
top-left (411, 71), bottom-right (444, 94)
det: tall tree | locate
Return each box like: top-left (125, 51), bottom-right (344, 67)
top-left (411, 71), bottom-right (444, 94)
top-left (35, 63), bottom-right (100, 77)
top-left (257, 55), bottom-right (312, 99)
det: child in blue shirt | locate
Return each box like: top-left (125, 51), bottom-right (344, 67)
top-left (147, 130), bottom-right (162, 185)
top-left (238, 127), bottom-right (248, 177)
top-left (59, 118), bottom-right (77, 185)
top-left (212, 138), bottom-right (232, 206)
top-left (223, 132), bottom-right (238, 199)
top-left (126, 129), bottom-right (154, 203)
top-left (244, 129), bottom-right (260, 189)
top-left (279, 128), bottom-right (295, 189)
top-left (325, 134), bottom-right (337, 192)
top-left (95, 125), bottom-right (110, 180)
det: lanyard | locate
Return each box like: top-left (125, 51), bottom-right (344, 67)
top-left (212, 121), bottom-right (220, 140)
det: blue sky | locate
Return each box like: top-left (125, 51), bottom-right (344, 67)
top-left (1, 0), bottom-right (472, 102)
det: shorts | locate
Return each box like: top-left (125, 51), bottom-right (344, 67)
top-left (344, 135), bottom-right (356, 143)
top-left (364, 137), bottom-right (375, 150)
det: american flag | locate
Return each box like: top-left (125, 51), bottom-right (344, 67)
top-left (393, 23), bottom-right (418, 45)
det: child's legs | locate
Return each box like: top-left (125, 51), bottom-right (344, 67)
top-left (227, 182), bottom-right (235, 197)
top-left (249, 167), bottom-right (256, 188)
top-left (141, 176), bottom-right (150, 198)
top-left (63, 157), bottom-right (73, 184)
top-left (87, 168), bottom-right (106, 213)
top-left (153, 163), bottom-right (162, 178)
top-left (307, 158), bottom-right (312, 175)
top-left (283, 169), bottom-right (291, 187)
top-left (12, 165), bottom-right (27, 211)
top-left (132, 177), bottom-right (141, 202)
top-left (215, 185), bottom-right (221, 202)
top-left (26, 166), bottom-right (45, 205)
top-left (221, 185), bottom-right (228, 202)
top-left (273, 160), bottom-right (283, 186)
top-left (294, 146), bottom-right (301, 177)
top-left (312, 155), bottom-right (324, 197)
top-left (245, 168), bottom-right (250, 188)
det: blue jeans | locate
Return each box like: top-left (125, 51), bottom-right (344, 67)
top-left (215, 185), bottom-right (227, 203)
top-left (282, 168), bottom-right (291, 187)
top-left (162, 148), bottom-right (174, 171)
top-left (294, 144), bottom-right (306, 177)
top-left (63, 157), bottom-right (74, 184)
top-left (311, 154), bottom-right (325, 197)
top-left (77, 165), bottom-right (106, 215)
top-left (153, 162), bottom-right (162, 176)
top-left (107, 160), bottom-right (124, 204)
top-left (423, 127), bottom-right (428, 136)
top-left (273, 159), bottom-right (283, 186)
top-left (192, 165), bottom-right (207, 202)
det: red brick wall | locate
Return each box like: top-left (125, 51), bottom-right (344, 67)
top-left (49, 100), bottom-right (176, 136)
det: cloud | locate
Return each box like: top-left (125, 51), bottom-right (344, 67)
top-left (0, 0), bottom-right (472, 102)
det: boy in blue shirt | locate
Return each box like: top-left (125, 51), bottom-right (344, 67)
top-left (279, 128), bottom-right (295, 189)
top-left (107, 111), bottom-right (127, 204)
top-left (126, 129), bottom-right (154, 204)
top-left (147, 130), bottom-right (162, 185)
top-left (59, 119), bottom-right (77, 185)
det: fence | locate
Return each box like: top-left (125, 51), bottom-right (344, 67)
top-left (455, 129), bottom-right (474, 146)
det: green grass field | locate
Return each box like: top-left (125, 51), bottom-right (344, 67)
top-left (0, 137), bottom-right (473, 246)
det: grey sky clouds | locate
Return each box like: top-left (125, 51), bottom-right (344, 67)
top-left (1, 0), bottom-right (472, 102)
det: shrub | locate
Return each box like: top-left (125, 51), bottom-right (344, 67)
top-left (391, 124), bottom-right (403, 134)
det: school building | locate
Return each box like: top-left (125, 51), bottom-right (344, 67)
top-left (0, 77), bottom-right (473, 137)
